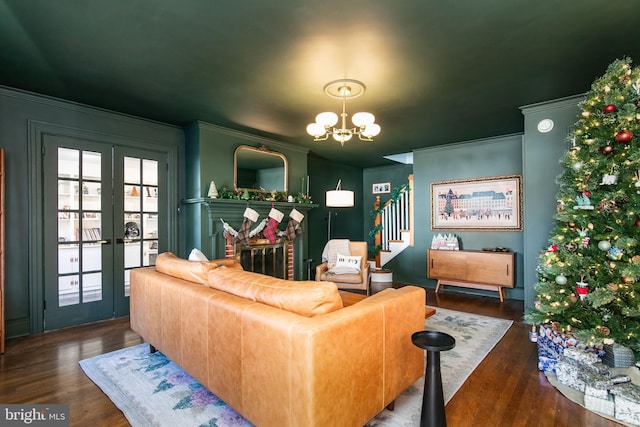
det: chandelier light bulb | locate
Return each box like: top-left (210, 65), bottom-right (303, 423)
top-left (306, 122), bottom-right (326, 138)
top-left (352, 112), bottom-right (375, 127)
top-left (362, 123), bottom-right (381, 138)
top-left (316, 112), bottom-right (338, 127)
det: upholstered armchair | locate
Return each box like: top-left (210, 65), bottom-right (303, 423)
top-left (316, 240), bottom-right (370, 295)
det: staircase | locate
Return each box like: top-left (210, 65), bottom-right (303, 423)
top-left (373, 175), bottom-right (414, 268)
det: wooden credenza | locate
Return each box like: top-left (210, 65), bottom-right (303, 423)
top-left (427, 249), bottom-right (514, 302)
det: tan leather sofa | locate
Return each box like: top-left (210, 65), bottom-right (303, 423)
top-left (130, 252), bottom-right (425, 427)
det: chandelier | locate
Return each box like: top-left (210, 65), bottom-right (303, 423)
top-left (306, 79), bottom-right (381, 146)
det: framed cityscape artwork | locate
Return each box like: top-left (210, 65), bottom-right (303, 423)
top-left (430, 174), bottom-right (522, 231)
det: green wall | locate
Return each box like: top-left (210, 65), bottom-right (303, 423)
top-left (306, 154), bottom-right (364, 272)
top-left (521, 95), bottom-right (583, 308)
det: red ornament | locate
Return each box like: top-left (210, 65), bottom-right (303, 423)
top-left (582, 190), bottom-right (591, 197)
top-left (636, 219), bottom-right (640, 227)
top-left (603, 104), bottom-right (617, 114)
top-left (615, 129), bottom-right (633, 143)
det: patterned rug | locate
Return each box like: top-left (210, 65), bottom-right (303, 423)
top-left (80, 307), bottom-right (512, 427)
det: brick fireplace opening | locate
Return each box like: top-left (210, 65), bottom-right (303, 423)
top-left (225, 236), bottom-right (294, 280)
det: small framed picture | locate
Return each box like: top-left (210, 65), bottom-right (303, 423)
top-left (372, 182), bottom-right (391, 194)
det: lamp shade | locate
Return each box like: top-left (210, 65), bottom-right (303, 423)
top-left (326, 189), bottom-right (354, 207)
top-left (352, 112), bottom-right (375, 127)
top-left (361, 123), bottom-right (381, 138)
top-left (306, 122), bottom-right (326, 137)
top-left (316, 112), bottom-right (339, 127)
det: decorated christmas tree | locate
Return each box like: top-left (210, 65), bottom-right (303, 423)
top-left (525, 57), bottom-right (640, 358)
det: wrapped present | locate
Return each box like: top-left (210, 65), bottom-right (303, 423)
top-left (536, 324), bottom-right (604, 372)
top-left (585, 385), bottom-right (610, 400)
top-left (603, 343), bottom-right (636, 368)
top-left (538, 356), bottom-right (556, 372)
top-left (580, 369), bottom-right (612, 399)
top-left (564, 347), bottom-right (601, 365)
top-left (555, 360), bottom-right (585, 392)
top-left (585, 394), bottom-right (615, 417)
top-left (610, 383), bottom-right (640, 426)
top-left (581, 362), bottom-right (611, 377)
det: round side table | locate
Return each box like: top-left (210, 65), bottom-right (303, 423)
top-left (412, 330), bottom-right (456, 427)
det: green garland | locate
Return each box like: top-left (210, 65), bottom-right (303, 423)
top-left (368, 183), bottom-right (410, 256)
top-left (215, 187), bottom-right (313, 204)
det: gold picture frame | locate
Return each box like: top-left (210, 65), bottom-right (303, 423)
top-left (430, 174), bottom-right (522, 231)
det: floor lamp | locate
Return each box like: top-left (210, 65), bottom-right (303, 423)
top-left (325, 180), bottom-right (354, 240)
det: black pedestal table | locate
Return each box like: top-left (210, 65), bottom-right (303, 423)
top-left (411, 330), bottom-right (456, 427)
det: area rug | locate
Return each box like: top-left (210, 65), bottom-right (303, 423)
top-left (80, 307), bottom-right (512, 427)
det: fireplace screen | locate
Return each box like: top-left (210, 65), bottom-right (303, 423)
top-left (236, 240), bottom-right (288, 279)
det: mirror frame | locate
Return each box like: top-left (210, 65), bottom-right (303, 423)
top-left (233, 145), bottom-right (288, 193)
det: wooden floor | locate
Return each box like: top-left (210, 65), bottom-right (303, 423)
top-left (0, 287), bottom-right (623, 427)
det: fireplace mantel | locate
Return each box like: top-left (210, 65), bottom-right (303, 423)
top-left (182, 198), bottom-right (317, 280)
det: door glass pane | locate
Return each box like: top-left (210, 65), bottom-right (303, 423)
top-left (58, 245), bottom-right (79, 274)
top-left (57, 147), bottom-right (103, 307)
top-left (143, 213), bottom-right (157, 238)
top-left (142, 159), bottom-right (157, 185)
top-left (82, 151), bottom-right (101, 180)
top-left (124, 157), bottom-right (140, 183)
top-left (82, 273), bottom-right (102, 303)
top-left (143, 186), bottom-right (158, 212)
top-left (83, 245), bottom-right (102, 271)
top-left (82, 182), bottom-right (101, 210)
top-left (124, 242), bottom-right (141, 269)
top-left (58, 148), bottom-right (79, 178)
top-left (59, 275), bottom-right (79, 307)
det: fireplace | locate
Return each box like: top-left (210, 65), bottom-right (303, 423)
top-left (182, 198), bottom-right (316, 280)
top-left (235, 240), bottom-right (288, 279)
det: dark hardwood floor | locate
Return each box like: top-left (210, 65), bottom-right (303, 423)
top-left (0, 287), bottom-right (623, 427)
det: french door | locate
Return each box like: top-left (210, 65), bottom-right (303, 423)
top-left (42, 135), bottom-right (167, 330)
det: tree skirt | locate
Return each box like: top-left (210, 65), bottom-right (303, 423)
top-left (80, 307), bottom-right (512, 427)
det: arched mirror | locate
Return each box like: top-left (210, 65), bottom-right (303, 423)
top-left (234, 145), bottom-right (288, 193)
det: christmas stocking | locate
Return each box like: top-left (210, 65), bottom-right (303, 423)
top-left (263, 208), bottom-right (284, 244)
top-left (237, 207), bottom-right (259, 246)
top-left (286, 208), bottom-right (305, 241)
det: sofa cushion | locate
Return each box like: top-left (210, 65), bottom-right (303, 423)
top-left (207, 268), bottom-right (343, 317)
top-left (155, 252), bottom-right (241, 285)
top-left (188, 248), bottom-right (209, 261)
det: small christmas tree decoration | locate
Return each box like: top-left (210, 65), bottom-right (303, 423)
top-left (597, 240), bottom-right (612, 251)
top-left (207, 181), bottom-right (218, 198)
top-left (555, 274), bottom-right (568, 285)
top-left (576, 281), bottom-right (589, 301)
top-left (607, 247), bottom-right (624, 260)
top-left (603, 104), bottom-right (617, 114)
